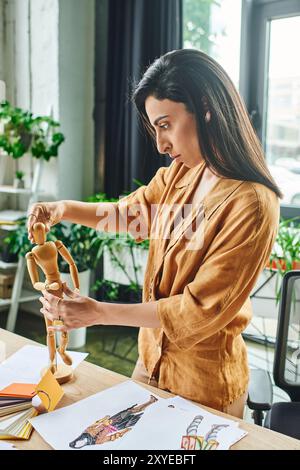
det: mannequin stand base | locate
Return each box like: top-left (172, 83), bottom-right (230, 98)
top-left (41, 364), bottom-right (73, 384)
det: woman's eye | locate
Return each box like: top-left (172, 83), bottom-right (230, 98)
top-left (159, 123), bottom-right (169, 129)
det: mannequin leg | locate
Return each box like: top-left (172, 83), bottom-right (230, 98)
top-left (57, 331), bottom-right (73, 366)
top-left (48, 287), bottom-right (73, 366)
top-left (43, 315), bottom-right (56, 373)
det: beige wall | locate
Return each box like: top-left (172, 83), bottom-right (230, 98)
top-left (0, 0), bottom-right (95, 206)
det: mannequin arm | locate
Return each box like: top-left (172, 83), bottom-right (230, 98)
top-left (25, 252), bottom-right (43, 290)
top-left (55, 240), bottom-right (80, 289)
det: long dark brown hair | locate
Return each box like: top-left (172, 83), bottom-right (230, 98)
top-left (132, 49), bottom-right (283, 199)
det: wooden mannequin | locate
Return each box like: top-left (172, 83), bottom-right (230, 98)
top-left (26, 222), bottom-right (80, 384)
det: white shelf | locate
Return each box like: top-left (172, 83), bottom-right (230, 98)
top-left (0, 209), bottom-right (27, 230)
top-left (0, 260), bottom-right (18, 270)
top-left (0, 209), bottom-right (27, 220)
top-left (0, 185), bottom-right (34, 195)
top-left (0, 225), bottom-right (19, 231)
top-left (0, 288), bottom-right (40, 307)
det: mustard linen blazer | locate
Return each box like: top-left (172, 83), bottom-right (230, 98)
top-left (118, 161), bottom-right (279, 411)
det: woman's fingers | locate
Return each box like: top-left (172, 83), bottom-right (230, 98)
top-left (40, 292), bottom-right (63, 322)
top-left (63, 283), bottom-right (80, 299)
top-left (40, 308), bottom-right (55, 322)
top-left (27, 214), bottom-right (38, 243)
top-left (39, 296), bottom-right (51, 311)
top-left (27, 203), bottom-right (51, 243)
top-left (42, 290), bottom-right (61, 305)
top-left (40, 288), bottom-right (86, 331)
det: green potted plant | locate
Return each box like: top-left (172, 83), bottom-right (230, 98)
top-left (0, 232), bottom-right (18, 263)
top-left (247, 217), bottom-right (300, 345)
top-left (87, 192), bottom-right (149, 303)
top-left (92, 233), bottom-right (148, 303)
top-left (268, 217), bottom-right (300, 303)
top-left (14, 170), bottom-right (25, 189)
top-left (0, 101), bottom-right (65, 161)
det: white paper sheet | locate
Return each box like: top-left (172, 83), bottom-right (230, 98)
top-left (164, 396), bottom-right (240, 426)
top-left (0, 440), bottom-right (17, 450)
top-left (30, 381), bottom-right (162, 450)
top-left (0, 366), bottom-right (32, 389)
top-left (120, 399), bottom-right (247, 450)
top-left (163, 396), bottom-right (248, 450)
top-left (0, 345), bottom-right (88, 387)
top-left (161, 396), bottom-right (247, 449)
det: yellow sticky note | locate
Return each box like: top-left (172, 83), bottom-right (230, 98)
top-left (35, 369), bottom-right (64, 412)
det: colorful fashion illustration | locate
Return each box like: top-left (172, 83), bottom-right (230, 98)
top-left (181, 415), bottom-right (229, 450)
top-left (69, 394), bottom-right (158, 448)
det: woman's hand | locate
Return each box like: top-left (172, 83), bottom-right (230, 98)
top-left (39, 284), bottom-right (102, 331)
top-left (40, 284), bottom-right (161, 330)
top-left (27, 201), bottom-right (65, 244)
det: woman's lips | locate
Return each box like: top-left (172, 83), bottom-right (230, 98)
top-left (170, 154), bottom-right (181, 160)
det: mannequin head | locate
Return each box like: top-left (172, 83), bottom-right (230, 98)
top-left (32, 222), bottom-right (46, 245)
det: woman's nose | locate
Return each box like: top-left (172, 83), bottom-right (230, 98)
top-left (156, 135), bottom-right (171, 155)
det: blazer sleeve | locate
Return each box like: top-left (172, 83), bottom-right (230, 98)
top-left (156, 186), bottom-right (280, 351)
top-left (117, 166), bottom-right (169, 242)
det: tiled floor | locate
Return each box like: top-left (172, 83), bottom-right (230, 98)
top-left (0, 309), bottom-right (289, 425)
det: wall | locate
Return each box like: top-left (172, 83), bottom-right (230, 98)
top-left (0, 0), bottom-right (95, 204)
top-left (0, 0), bottom-right (60, 203)
top-left (0, 0), bottom-right (4, 84)
top-left (58, 0), bottom-right (95, 201)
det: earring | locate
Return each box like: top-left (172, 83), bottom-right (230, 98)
top-left (205, 110), bottom-right (211, 123)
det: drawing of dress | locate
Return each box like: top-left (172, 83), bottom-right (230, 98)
top-left (69, 394), bottom-right (157, 448)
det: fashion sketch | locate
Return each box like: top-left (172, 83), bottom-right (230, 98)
top-left (69, 394), bottom-right (158, 448)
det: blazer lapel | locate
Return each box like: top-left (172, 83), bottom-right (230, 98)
top-left (157, 164), bottom-right (207, 256)
top-left (161, 178), bottom-right (245, 258)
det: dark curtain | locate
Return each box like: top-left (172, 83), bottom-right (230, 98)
top-left (104, 0), bottom-right (183, 198)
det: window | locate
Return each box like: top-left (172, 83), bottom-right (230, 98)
top-left (265, 15), bottom-right (300, 208)
top-left (249, 1), bottom-right (300, 214)
top-left (183, 0), bottom-right (242, 88)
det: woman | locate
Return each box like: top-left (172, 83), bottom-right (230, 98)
top-left (28, 49), bottom-right (282, 418)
